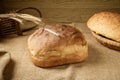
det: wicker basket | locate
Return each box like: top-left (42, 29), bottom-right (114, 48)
top-left (0, 7), bottom-right (42, 37)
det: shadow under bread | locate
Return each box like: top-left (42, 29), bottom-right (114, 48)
top-left (73, 43), bottom-right (102, 67)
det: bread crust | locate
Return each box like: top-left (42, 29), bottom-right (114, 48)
top-left (87, 12), bottom-right (120, 42)
top-left (28, 24), bottom-right (88, 67)
top-left (92, 32), bottom-right (120, 50)
top-left (29, 46), bottom-right (88, 67)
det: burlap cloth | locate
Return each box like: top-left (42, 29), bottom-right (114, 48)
top-left (0, 23), bottom-right (120, 80)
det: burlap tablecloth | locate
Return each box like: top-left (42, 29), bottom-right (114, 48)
top-left (0, 23), bottom-right (120, 80)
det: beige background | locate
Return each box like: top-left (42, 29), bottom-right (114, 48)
top-left (1, 0), bottom-right (120, 23)
top-left (0, 23), bottom-right (120, 80)
top-left (0, 1), bottom-right (120, 80)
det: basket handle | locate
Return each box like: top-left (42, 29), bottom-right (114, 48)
top-left (15, 7), bottom-right (42, 18)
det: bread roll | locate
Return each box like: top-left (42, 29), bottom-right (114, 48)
top-left (87, 12), bottom-right (120, 50)
top-left (28, 24), bottom-right (88, 67)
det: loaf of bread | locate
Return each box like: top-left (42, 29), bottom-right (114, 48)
top-left (28, 24), bottom-right (88, 67)
top-left (87, 12), bottom-right (120, 50)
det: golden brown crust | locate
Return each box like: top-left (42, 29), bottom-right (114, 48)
top-left (92, 32), bottom-right (120, 50)
top-left (87, 12), bottom-right (120, 42)
top-left (28, 24), bottom-right (88, 67)
top-left (29, 48), bottom-right (88, 67)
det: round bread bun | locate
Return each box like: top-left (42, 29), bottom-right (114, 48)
top-left (28, 24), bottom-right (88, 67)
top-left (87, 12), bottom-right (120, 50)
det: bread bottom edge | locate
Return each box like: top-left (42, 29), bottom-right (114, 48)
top-left (92, 32), bottom-right (120, 51)
top-left (29, 52), bottom-right (88, 68)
